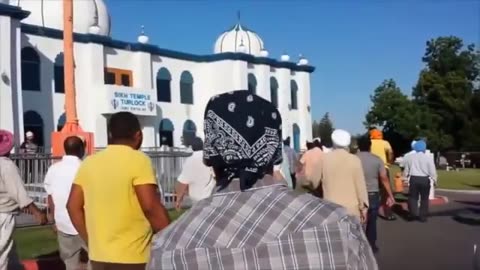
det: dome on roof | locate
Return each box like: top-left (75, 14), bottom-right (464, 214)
top-left (214, 23), bottom-right (265, 56)
top-left (11, 0), bottom-right (111, 36)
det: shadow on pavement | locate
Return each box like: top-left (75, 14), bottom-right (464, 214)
top-left (456, 200), bottom-right (480, 207)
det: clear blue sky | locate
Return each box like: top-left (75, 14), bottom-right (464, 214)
top-left (106, 0), bottom-right (479, 134)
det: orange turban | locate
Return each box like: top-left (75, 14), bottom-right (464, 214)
top-left (369, 129), bottom-right (383, 140)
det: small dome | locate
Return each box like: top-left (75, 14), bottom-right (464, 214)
top-left (12, 0), bottom-right (111, 36)
top-left (280, 53), bottom-right (290, 62)
top-left (137, 26), bottom-right (149, 44)
top-left (214, 23), bottom-right (265, 56)
top-left (298, 55), bottom-right (309, 65)
top-left (138, 34), bottom-right (149, 44)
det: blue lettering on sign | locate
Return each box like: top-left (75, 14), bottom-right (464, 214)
top-left (111, 91), bottom-right (153, 113)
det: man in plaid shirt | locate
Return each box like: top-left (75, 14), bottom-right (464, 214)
top-left (148, 91), bottom-right (377, 270)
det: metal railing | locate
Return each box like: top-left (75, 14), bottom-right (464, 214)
top-left (10, 148), bottom-right (192, 211)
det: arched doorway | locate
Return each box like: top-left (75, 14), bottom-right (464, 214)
top-left (156, 67), bottom-right (172, 102)
top-left (182, 120), bottom-right (197, 146)
top-left (57, 112), bottom-right (66, 131)
top-left (23, 110), bottom-right (44, 146)
top-left (293, 124), bottom-right (300, 152)
top-left (21, 47), bottom-right (41, 91)
top-left (180, 71), bottom-right (194, 104)
top-left (159, 119), bottom-right (174, 147)
top-left (248, 73), bottom-right (257, 94)
top-left (290, 80), bottom-right (298, 110)
top-left (270, 77), bottom-right (278, 107)
top-left (54, 53), bottom-right (65, 93)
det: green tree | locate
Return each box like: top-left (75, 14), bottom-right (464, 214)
top-left (312, 120), bottom-right (321, 139)
top-left (364, 79), bottom-right (451, 153)
top-left (365, 36), bottom-right (480, 152)
top-left (318, 113), bottom-right (334, 147)
top-left (413, 36), bottom-right (480, 150)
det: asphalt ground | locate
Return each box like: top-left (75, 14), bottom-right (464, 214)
top-left (376, 190), bottom-right (480, 270)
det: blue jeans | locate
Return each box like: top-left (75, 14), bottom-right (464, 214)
top-left (366, 192), bottom-right (380, 246)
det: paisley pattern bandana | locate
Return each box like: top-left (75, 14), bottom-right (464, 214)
top-left (203, 90), bottom-right (283, 191)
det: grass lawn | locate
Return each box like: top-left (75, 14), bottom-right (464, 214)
top-left (389, 166), bottom-right (480, 190)
top-left (14, 209), bottom-right (187, 260)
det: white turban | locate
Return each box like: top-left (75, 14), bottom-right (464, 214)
top-left (331, 129), bottom-right (351, 148)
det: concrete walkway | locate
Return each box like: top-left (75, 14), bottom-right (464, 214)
top-left (376, 190), bottom-right (480, 270)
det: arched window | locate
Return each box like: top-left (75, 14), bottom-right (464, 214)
top-left (21, 47), bottom-right (41, 91)
top-left (54, 53), bottom-right (64, 93)
top-left (57, 112), bottom-right (66, 131)
top-left (248, 73), bottom-right (257, 94)
top-left (23, 110), bottom-right (44, 146)
top-left (180, 71), bottom-right (194, 104)
top-left (290, 80), bottom-right (298, 110)
top-left (156, 68), bottom-right (171, 102)
top-left (270, 77), bottom-right (279, 108)
top-left (159, 118), bottom-right (174, 147)
top-left (293, 124), bottom-right (300, 152)
top-left (182, 120), bottom-right (197, 146)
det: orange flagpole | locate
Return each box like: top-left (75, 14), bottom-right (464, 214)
top-left (51, 0), bottom-right (94, 156)
top-left (62, 0), bottom-right (79, 130)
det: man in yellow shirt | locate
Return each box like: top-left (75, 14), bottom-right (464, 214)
top-left (67, 112), bottom-right (170, 270)
top-left (369, 129), bottom-right (396, 221)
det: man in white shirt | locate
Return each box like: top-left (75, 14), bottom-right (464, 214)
top-left (175, 137), bottom-right (215, 209)
top-left (403, 140), bottom-right (437, 222)
top-left (44, 136), bottom-right (89, 270)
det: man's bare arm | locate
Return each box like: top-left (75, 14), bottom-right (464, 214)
top-left (379, 168), bottom-right (395, 205)
top-left (175, 182), bottom-right (189, 210)
top-left (67, 184), bottom-right (88, 244)
top-left (134, 184), bottom-right (170, 233)
top-left (387, 149), bottom-right (394, 165)
top-left (47, 195), bottom-right (55, 223)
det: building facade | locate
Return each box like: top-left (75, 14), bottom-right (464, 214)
top-left (0, 1), bottom-right (314, 152)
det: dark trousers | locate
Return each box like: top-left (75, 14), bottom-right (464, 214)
top-left (91, 261), bottom-right (146, 270)
top-left (366, 192), bottom-right (380, 246)
top-left (291, 174), bottom-right (296, 190)
top-left (408, 176), bottom-right (431, 220)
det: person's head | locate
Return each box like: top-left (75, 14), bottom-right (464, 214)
top-left (312, 137), bottom-right (322, 149)
top-left (203, 90), bottom-right (282, 191)
top-left (413, 140), bottom-right (427, 153)
top-left (26, 131), bottom-right (34, 142)
top-left (283, 137), bottom-right (291, 147)
top-left (0, 130), bottom-right (14, 157)
top-left (306, 141), bottom-right (314, 150)
top-left (63, 136), bottom-right (85, 158)
top-left (331, 129), bottom-right (351, 149)
top-left (108, 111), bottom-right (143, 149)
top-left (369, 129), bottom-right (383, 140)
top-left (357, 136), bottom-right (372, 152)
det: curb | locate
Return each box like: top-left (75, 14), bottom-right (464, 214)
top-left (436, 189), bottom-right (480, 194)
top-left (22, 258), bottom-right (68, 270)
top-left (394, 195), bottom-right (449, 212)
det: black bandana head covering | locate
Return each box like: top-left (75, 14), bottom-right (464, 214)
top-left (203, 90), bottom-right (283, 191)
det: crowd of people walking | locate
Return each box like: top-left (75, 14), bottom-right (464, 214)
top-left (0, 90), bottom-right (439, 270)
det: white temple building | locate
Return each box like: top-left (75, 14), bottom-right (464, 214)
top-left (0, 0), bottom-right (315, 152)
